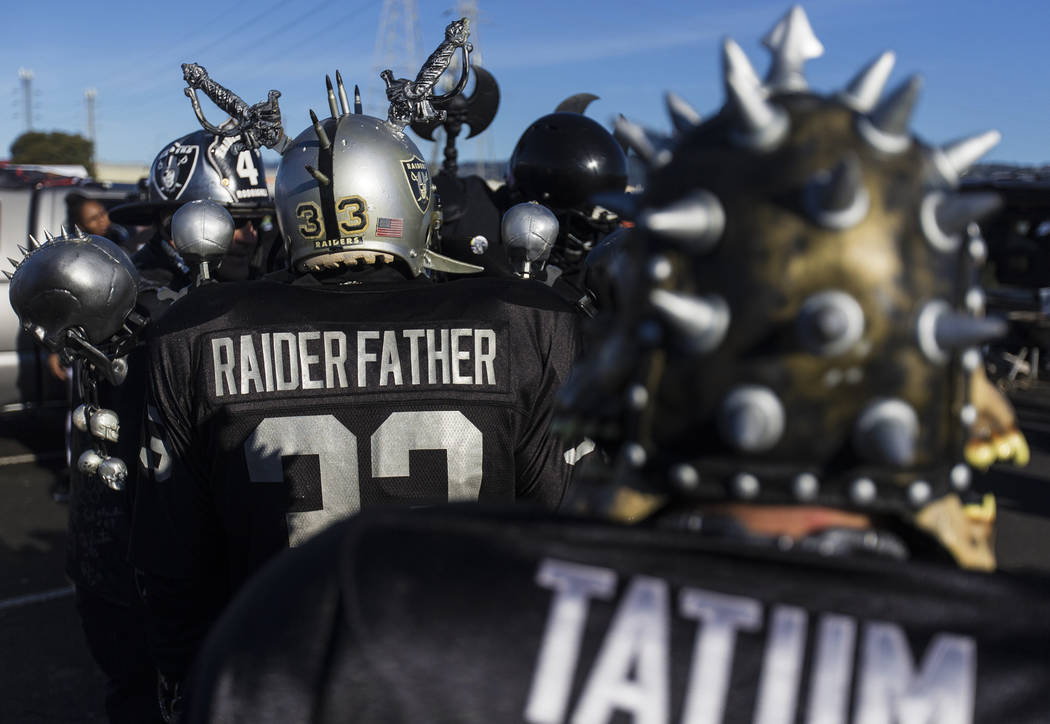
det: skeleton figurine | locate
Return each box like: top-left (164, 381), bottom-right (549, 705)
top-left (8, 229), bottom-right (144, 490)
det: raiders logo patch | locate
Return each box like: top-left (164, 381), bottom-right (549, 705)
top-left (401, 156), bottom-right (431, 213)
top-left (152, 142), bottom-right (199, 201)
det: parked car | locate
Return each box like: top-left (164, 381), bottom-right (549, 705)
top-left (0, 172), bottom-right (138, 412)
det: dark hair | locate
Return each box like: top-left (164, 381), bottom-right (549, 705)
top-left (65, 193), bottom-right (88, 230)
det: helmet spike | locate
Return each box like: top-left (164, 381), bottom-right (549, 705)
top-left (325, 76), bottom-right (339, 119)
top-left (639, 190), bottom-right (725, 253)
top-left (722, 37), bottom-right (763, 92)
top-left (43, 229), bottom-right (54, 242)
top-left (7, 257), bottom-right (20, 269)
top-left (934, 312), bottom-right (1007, 351)
top-left (723, 38), bottom-right (788, 150)
top-left (840, 50), bottom-right (895, 112)
top-left (28, 234), bottom-right (38, 248)
top-left (305, 164), bottom-right (330, 187)
top-left (649, 289), bottom-right (730, 354)
top-left (854, 399), bottom-right (919, 467)
top-left (761, 5), bottom-right (824, 91)
top-left (74, 225), bottom-right (87, 239)
top-left (336, 70), bottom-right (350, 117)
top-left (309, 109), bottom-right (331, 151)
top-left (2, 270), bottom-right (12, 281)
top-left (17, 245), bottom-right (29, 257)
top-left (858, 75), bottom-right (922, 153)
top-left (613, 115), bottom-right (671, 167)
top-left (931, 130), bottom-right (1002, 186)
top-left (806, 154), bottom-right (869, 229)
top-left (665, 91), bottom-right (701, 134)
top-left (61, 225), bottom-right (69, 238)
top-left (935, 192), bottom-right (1002, 238)
top-left (353, 84), bottom-right (363, 115)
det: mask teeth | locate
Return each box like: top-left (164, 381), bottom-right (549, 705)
top-left (353, 84), bottom-right (363, 115)
top-left (325, 75), bottom-right (339, 119)
top-left (305, 164), bottom-right (330, 187)
top-left (664, 91), bottom-right (701, 134)
top-left (840, 50), bottom-right (895, 112)
top-left (310, 109), bottom-right (331, 151)
top-left (761, 5), bottom-right (824, 91)
top-left (336, 70), bottom-right (350, 117)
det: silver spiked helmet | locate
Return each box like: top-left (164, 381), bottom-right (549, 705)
top-left (274, 71), bottom-right (481, 276)
top-left (558, 6), bottom-right (1007, 521)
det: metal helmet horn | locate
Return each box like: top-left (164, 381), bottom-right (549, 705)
top-left (556, 7), bottom-right (1010, 549)
top-left (275, 74), bottom-right (481, 276)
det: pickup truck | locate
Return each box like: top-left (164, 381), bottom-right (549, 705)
top-left (0, 171), bottom-right (137, 413)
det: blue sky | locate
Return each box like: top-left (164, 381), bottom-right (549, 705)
top-left (1, 0), bottom-right (1048, 168)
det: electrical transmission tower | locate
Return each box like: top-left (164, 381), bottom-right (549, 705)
top-left (18, 68), bottom-right (33, 131)
top-left (371, 0), bottom-right (422, 118)
top-left (84, 88), bottom-right (97, 146)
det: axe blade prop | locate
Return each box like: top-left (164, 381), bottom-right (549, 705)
top-left (410, 64), bottom-right (501, 176)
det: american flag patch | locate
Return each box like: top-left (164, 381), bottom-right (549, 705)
top-left (376, 217), bottom-right (403, 238)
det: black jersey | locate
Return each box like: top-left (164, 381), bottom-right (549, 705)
top-left (129, 273), bottom-right (582, 677)
top-left (186, 505), bottom-right (1050, 724)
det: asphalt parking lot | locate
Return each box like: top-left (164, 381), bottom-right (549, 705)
top-left (0, 406), bottom-right (1048, 723)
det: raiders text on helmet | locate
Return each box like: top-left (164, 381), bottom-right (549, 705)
top-left (275, 74), bottom-right (481, 275)
top-left (557, 7), bottom-right (1007, 526)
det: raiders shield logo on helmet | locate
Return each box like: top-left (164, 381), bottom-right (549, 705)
top-left (401, 156), bottom-right (431, 213)
top-left (152, 142), bottom-right (199, 201)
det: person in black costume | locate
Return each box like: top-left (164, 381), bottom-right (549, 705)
top-left (63, 130), bottom-right (275, 724)
top-left (129, 96), bottom-right (584, 718)
top-left (183, 8), bottom-right (1045, 723)
top-left (435, 111), bottom-right (627, 289)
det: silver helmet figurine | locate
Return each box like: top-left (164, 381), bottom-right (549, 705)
top-left (501, 202), bottom-right (559, 278)
top-left (171, 199), bottom-right (235, 282)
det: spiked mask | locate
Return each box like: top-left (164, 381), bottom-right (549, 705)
top-left (557, 7), bottom-right (1007, 520)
